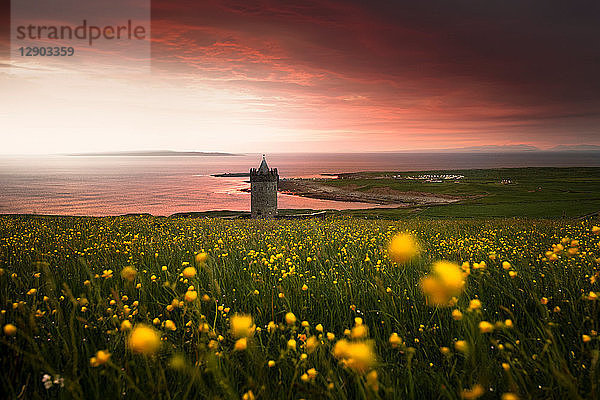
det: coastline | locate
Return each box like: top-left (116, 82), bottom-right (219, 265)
top-left (277, 178), bottom-right (462, 206)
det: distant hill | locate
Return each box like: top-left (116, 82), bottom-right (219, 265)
top-left (68, 150), bottom-right (239, 157)
top-left (390, 144), bottom-right (600, 153)
top-left (547, 145), bottom-right (600, 152)
top-left (439, 144), bottom-right (540, 153)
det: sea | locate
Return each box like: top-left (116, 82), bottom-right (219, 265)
top-left (1, 152), bottom-right (599, 216)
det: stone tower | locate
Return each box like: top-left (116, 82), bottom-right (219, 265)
top-left (250, 155), bottom-right (278, 218)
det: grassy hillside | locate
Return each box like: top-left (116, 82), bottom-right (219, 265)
top-left (1, 215), bottom-right (599, 399)
top-left (326, 167), bottom-right (600, 218)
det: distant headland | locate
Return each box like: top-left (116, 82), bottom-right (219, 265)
top-left (67, 150), bottom-right (239, 157)
top-left (211, 172), bottom-right (250, 177)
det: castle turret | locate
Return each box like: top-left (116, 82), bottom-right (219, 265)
top-left (250, 155), bottom-right (278, 218)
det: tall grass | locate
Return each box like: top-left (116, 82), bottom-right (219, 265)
top-left (0, 215), bottom-right (598, 399)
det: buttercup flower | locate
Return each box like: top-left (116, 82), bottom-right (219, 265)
top-left (120, 266), bottom-right (137, 282)
top-left (128, 324), bottom-right (161, 355)
top-left (3, 323), bottom-right (17, 336)
top-left (230, 314), bottom-right (255, 338)
top-left (285, 312), bottom-right (297, 326)
top-left (182, 266), bottom-right (197, 278)
top-left (388, 233), bottom-right (419, 263)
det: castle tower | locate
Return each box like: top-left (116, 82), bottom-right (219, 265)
top-left (250, 155), bottom-right (278, 218)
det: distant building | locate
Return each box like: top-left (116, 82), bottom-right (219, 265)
top-left (250, 155), bottom-right (278, 218)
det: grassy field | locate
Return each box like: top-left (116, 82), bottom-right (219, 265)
top-left (1, 215), bottom-right (600, 399)
top-left (325, 167), bottom-right (600, 218)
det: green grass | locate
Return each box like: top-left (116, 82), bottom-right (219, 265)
top-left (325, 167), bottom-right (600, 218)
top-left (1, 215), bottom-right (599, 399)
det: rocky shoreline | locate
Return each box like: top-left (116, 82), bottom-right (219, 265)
top-left (277, 178), bottom-right (463, 206)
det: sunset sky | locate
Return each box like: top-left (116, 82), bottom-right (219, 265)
top-left (1, 0), bottom-right (599, 154)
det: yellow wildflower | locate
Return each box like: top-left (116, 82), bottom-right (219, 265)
top-left (164, 320), bottom-right (176, 331)
top-left (305, 336), bottom-right (319, 353)
top-left (120, 320), bottom-right (132, 331)
top-left (461, 384), bottom-right (485, 399)
top-left (120, 266), bottom-right (137, 282)
top-left (230, 314), bottom-right (255, 338)
top-left (468, 299), bottom-right (482, 311)
top-left (128, 324), bottom-right (161, 355)
top-left (366, 370), bottom-right (379, 391)
top-left (3, 323), bottom-right (17, 336)
top-left (583, 334), bottom-right (591, 343)
top-left (333, 339), bottom-right (376, 374)
top-left (90, 350), bottom-right (111, 367)
top-left (479, 321), bottom-right (494, 333)
top-left (234, 337), bottom-right (248, 351)
top-left (182, 266), bottom-right (196, 278)
top-left (184, 290), bottom-right (198, 302)
top-left (285, 312), bottom-right (297, 325)
top-left (351, 324), bottom-right (368, 339)
top-left (388, 233), bottom-right (419, 263)
top-left (195, 252), bottom-right (208, 265)
top-left (452, 309), bottom-right (463, 320)
top-left (389, 332), bottom-right (403, 348)
top-left (241, 390), bottom-right (255, 400)
top-left (287, 339), bottom-right (297, 351)
top-left (421, 261), bottom-right (466, 306)
top-left (454, 340), bottom-right (468, 353)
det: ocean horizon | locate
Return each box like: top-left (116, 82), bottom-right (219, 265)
top-left (1, 152), bottom-right (599, 216)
